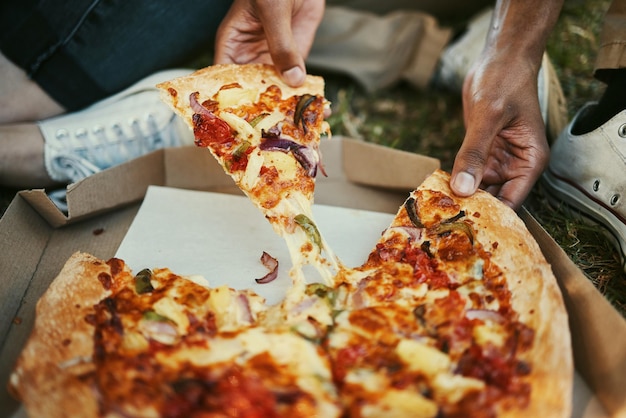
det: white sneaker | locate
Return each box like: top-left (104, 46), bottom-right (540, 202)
top-left (435, 8), bottom-right (568, 141)
top-left (41, 69), bottom-right (194, 184)
top-left (542, 103), bottom-right (626, 271)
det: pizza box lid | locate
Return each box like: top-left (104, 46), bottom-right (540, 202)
top-left (0, 137), bottom-right (623, 417)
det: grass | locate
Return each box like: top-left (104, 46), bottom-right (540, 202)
top-left (323, 0), bottom-right (626, 317)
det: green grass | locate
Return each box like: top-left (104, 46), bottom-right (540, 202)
top-left (324, 0), bottom-right (626, 317)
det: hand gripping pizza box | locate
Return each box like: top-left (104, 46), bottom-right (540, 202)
top-left (0, 137), bottom-right (624, 417)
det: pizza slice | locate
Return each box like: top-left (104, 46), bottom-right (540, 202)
top-left (157, 64), bottom-right (340, 287)
top-left (9, 252), bottom-right (342, 418)
top-left (326, 170), bottom-right (573, 417)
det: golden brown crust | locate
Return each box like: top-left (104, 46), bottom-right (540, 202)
top-left (157, 63), bottom-right (325, 131)
top-left (417, 170), bottom-right (573, 418)
top-left (9, 252), bottom-right (118, 418)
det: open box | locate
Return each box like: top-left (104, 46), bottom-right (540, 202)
top-left (0, 137), bottom-right (624, 417)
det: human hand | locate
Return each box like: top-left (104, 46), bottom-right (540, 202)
top-left (449, 53), bottom-right (550, 210)
top-left (214, 0), bottom-right (325, 87)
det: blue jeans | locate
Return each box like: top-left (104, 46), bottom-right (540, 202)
top-left (0, 0), bottom-right (231, 110)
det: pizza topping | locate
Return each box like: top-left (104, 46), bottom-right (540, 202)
top-left (404, 196), bottom-right (424, 228)
top-left (294, 94), bottom-right (316, 132)
top-left (294, 214), bottom-right (323, 250)
top-left (190, 92), bottom-right (234, 146)
top-left (228, 140), bottom-right (253, 172)
top-left (431, 212), bottom-right (474, 247)
top-left (305, 283), bottom-right (338, 307)
top-left (465, 309), bottom-right (504, 324)
top-left (249, 112), bottom-right (270, 127)
top-left (395, 338), bottom-right (450, 377)
top-left (134, 268), bottom-right (154, 294)
top-left (256, 251), bottom-right (279, 284)
top-left (260, 135), bottom-right (320, 177)
top-left (139, 311), bottom-right (179, 345)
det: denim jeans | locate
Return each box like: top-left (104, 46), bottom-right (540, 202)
top-left (0, 0), bottom-right (231, 110)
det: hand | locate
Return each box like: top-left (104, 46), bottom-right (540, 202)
top-left (450, 53), bottom-right (550, 210)
top-left (214, 0), bottom-right (325, 87)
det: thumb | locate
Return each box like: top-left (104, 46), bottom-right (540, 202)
top-left (257, 3), bottom-right (307, 87)
top-left (450, 124), bottom-right (496, 197)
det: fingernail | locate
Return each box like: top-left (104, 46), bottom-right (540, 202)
top-left (452, 172), bottom-right (476, 195)
top-left (282, 66), bottom-right (305, 86)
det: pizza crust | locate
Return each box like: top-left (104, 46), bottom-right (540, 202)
top-left (418, 170), bottom-right (573, 417)
top-left (9, 252), bottom-right (117, 418)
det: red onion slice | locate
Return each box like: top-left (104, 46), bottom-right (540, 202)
top-left (259, 137), bottom-right (302, 152)
top-left (256, 251), bottom-right (279, 284)
top-left (236, 294), bottom-right (254, 323)
top-left (189, 92), bottom-right (213, 117)
top-left (259, 137), bottom-right (320, 177)
top-left (386, 226), bottom-right (424, 242)
top-left (466, 309), bottom-right (504, 323)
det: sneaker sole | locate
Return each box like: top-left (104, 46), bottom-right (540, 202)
top-left (542, 169), bottom-right (626, 272)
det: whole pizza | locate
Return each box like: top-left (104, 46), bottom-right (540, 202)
top-left (8, 64), bottom-right (573, 418)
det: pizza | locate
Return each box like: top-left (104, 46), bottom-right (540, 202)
top-left (9, 253), bottom-right (341, 418)
top-left (8, 65), bottom-right (573, 417)
top-left (156, 64), bottom-right (339, 286)
top-left (323, 170), bottom-right (572, 417)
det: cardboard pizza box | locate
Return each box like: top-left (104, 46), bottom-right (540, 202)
top-left (0, 137), bottom-right (623, 417)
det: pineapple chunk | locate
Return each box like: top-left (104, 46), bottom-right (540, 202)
top-left (216, 87), bottom-right (258, 108)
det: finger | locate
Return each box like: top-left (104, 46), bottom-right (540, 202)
top-left (494, 175), bottom-right (535, 209)
top-left (450, 109), bottom-right (504, 198)
top-left (213, 3), bottom-right (244, 65)
top-left (256, 0), bottom-right (307, 86)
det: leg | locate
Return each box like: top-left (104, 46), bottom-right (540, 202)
top-left (0, 0), bottom-right (229, 189)
top-left (0, 52), bottom-right (65, 123)
top-left (0, 0), bottom-right (231, 112)
top-left (0, 52), bottom-right (59, 187)
top-left (0, 123), bottom-right (56, 188)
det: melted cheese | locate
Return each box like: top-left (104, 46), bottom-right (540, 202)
top-left (360, 389), bottom-right (438, 418)
top-left (395, 339), bottom-right (450, 377)
top-left (432, 373), bottom-right (485, 404)
top-left (473, 323), bottom-right (506, 347)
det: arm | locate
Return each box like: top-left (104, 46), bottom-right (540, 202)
top-left (213, 0), bottom-right (325, 87)
top-left (450, 0), bottom-right (564, 209)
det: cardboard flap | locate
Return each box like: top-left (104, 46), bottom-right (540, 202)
top-left (19, 151), bottom-right (167, 228)
top-left (341, 137), bottom-right (440, 191)
top-left (0, 197), bottom-right (51, 349)
top-left (163, 146), bottom-right (238, 192)
top-left (520, 209), bottom-right (626, 416)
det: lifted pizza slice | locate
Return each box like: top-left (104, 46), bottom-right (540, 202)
top-left (157, 64), bottom-right (340, 287)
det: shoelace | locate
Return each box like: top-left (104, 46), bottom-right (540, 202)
top-left (51, 112), bottom-right (179, 183)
